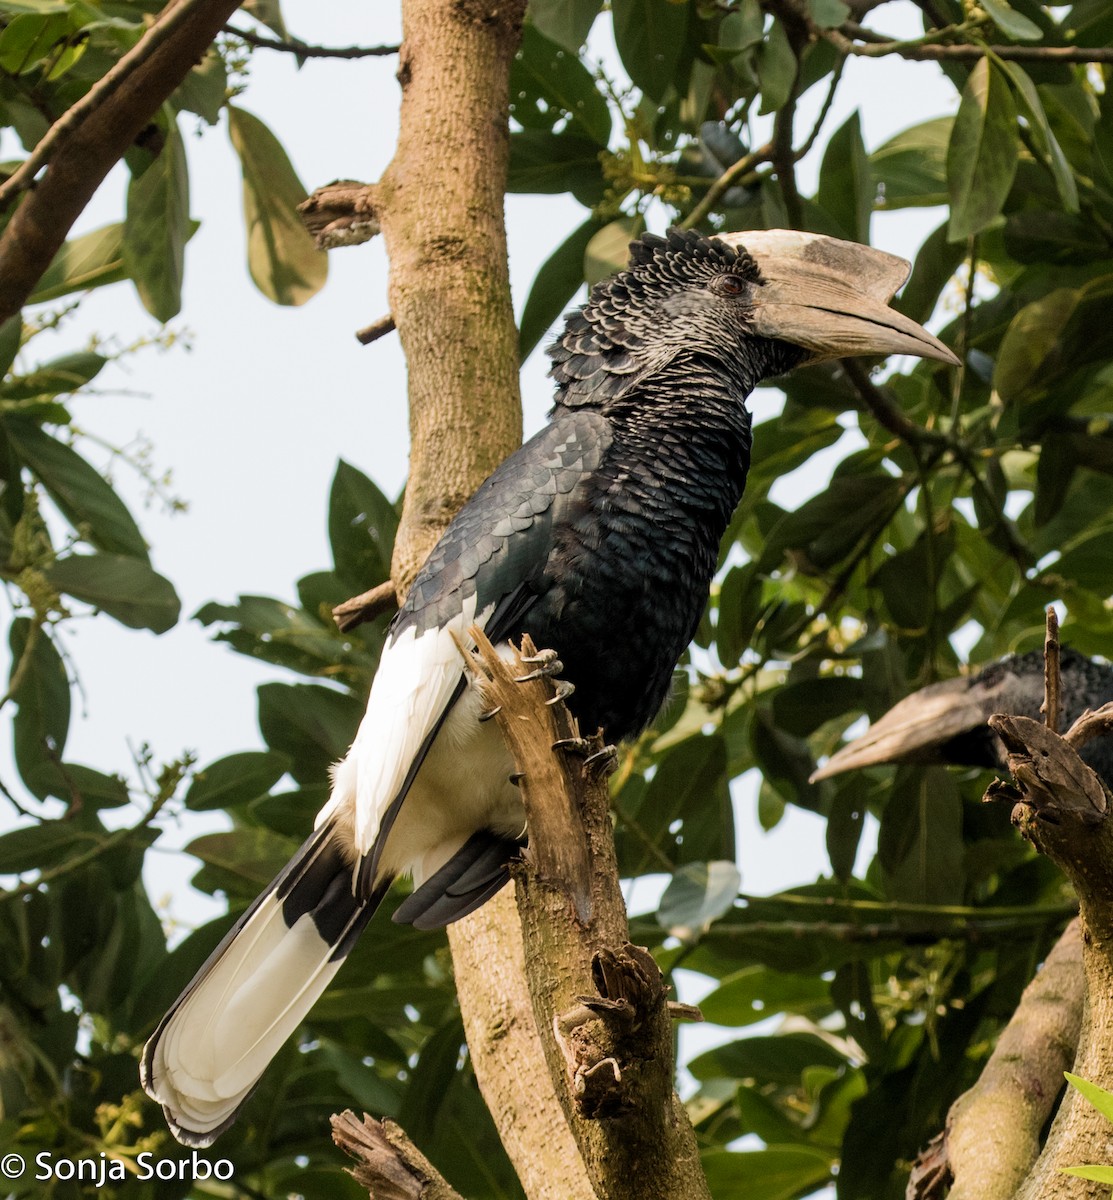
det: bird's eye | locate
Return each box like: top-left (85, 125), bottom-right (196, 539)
top-left (713, 274), bottom-right (746, 297)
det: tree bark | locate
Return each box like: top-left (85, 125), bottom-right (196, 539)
top-left (0, 0), bottom-right (243, 326)
top-left (368, 2), bottom-right (606, 1196)
top-left (982, 708), bottom-right (1113, 1200)
top-left (377, 0), bottom-right (525, 591)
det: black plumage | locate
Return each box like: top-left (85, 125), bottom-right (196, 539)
top-left (812, 648), bottom-right (1113, 787)
top-left (142, 227), bottom-right (957, 1146)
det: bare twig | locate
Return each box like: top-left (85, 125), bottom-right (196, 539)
top-left (1043, 607), bottom-right (1062, 735)
top-left (332, 580), bottom-right (399, 632)
top-left (223, 25), bottom-right (399, 58)
top-left (356, 314), bottom-right (397, 346)
top-left (829, 26), bottom-right (1113, 63)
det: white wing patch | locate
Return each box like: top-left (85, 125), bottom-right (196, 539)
top-left (317, 597), bottom-right (490, 863)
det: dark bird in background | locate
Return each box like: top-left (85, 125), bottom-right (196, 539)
top-left (811, 648), bottom-right (1113, 786)
top-left (142, 228), bottom-right (956, 1145)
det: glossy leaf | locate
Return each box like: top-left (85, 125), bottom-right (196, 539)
top-left (998, 60), bottom-right (1078, 212)
top-left (0, 313), bottom-right (20, 377)
top-left (227, 105), bottom-right (327, 305)
top-left (511, 24), bottom-right (611, 145)
top-left (756, 19), bottom-right (796, 116)
top-left (584, 216), bottom-right (643, 284)
top-left (8, 618), bottom-right (69, 799)
top-left (611, 0), bottom-right (689, 103)
top-left (947, 58), bottom-right (1018, 240)
top-left (701, 1147), bottom-right (833, 1200)
top-left (981, 0), bottom-right (1041, 40)
top-left (26, 223), bottom-right (128, 303)
top-left (699, 967), bottom-right (830, 1027)
top-left (328, 459), bottom-right (398, 592)
top-left (124, 119), bottom-right (190, 322)
top-left (527, 0), bottom-right (602, 51)
top-left (507, 128), bottom-right (606, 204)
top-left (878, 768), bottom-right (965, 905)
top-left (185, 750), bottom-right (292, 811)
top-left (256, 681), bottom-right (363, 783)
top-left (45, 553), bottom-right (180, 632)
top-left (817, 110), bottom-right (871, 243)
top-left (871, 117), bottom-right (952, 210)
top-left (657, 860), bottom-right (741, 937)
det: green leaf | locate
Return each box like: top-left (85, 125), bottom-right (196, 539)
top-left (1061, 1166), bottom-right (1113, 1184)
top-left (701, 1147), bottom-right (833, 1200)
top-left (507, 128), bottom-right (606, 204)
top-left (527, 0), bottom-right (601, 52)
top-left (947, 58), bottom-right (1018, 241)
top-left (512, 24), bottom-right (611, 145)
top-left (981, 0), bottom-right (1042, 40)
top-left (27, 223), bottom-right (128, 303)
top-left (241, 0), bottom-right (287, 38)
top-left (48, 763), bottom-right (130, 809)
top-left (1, 350), bottom-right (107, 399)
top-left (817, 110), bottom-right (871, 243)
top-left (998, 60), bottom-right (1078, 213)
top-left (0, 821), bottom-right (89, 873)
top-left (45, 553), bottom-right (180, 633)
top-left (124, 120), bottom-right (190, 322)
top-left (756, 19), bottom-right (796, 116)
top-left (0, 13), bottom-right (69, 74)
top-left (4, 420), bottom-right (148, 560)
top-left (584, 216), bottom-right (643, 284)
top-left (690, 1031), bottom-right (848, 1083)
top-left (994, 287), bottom-right (1080, 404)
top-left (1065, 1072), bottom-right (1113, 1125)
top-left (174, 47), bottom-right (226, 125)
top-left (256, 682), bottom-right (363, 783)
top-left (808, 0), bottom-right (849, 27)
top-left (185, 751), bottom-right (292, 812)
top-left (611, 0), bottom-right (689, 103)
top-left (328, 459), bottom-right (398, 592)
top-left (895, 222), bottom-right (965, 325)
top-left (227, 105), bottom-right (327, 305)
top-left (878, 768), bottom-right (965, 904)
top-left (657, 860), bottom-right (741, 936)
top-left (871, 117), bottom-right (952, 210)
top-left (187, 827), bottom-right (298, 892)
top-left (519, 216), bottom-right (598, 361)
top-left (700, 967), bottom-right (830, 1026)
top-left (9, 618), bottom-right (69, 799)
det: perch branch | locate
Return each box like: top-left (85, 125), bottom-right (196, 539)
top-left (356, 314), bottom-right (398, 346)
top-left (298, 180), bottom-right (382, 250)
top-left (459, 629), bottom-right (712, 1199)
top-left (915, 919), bottom-right (1086, 1200)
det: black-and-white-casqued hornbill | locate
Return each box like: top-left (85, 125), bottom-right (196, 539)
top-left (142, 228), bottom-right (958, 1145)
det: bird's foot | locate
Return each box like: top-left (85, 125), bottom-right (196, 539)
top-left (478, 704), bottom-right (503, 722)
top-left (516, 648), bottom-right (563, 682)
top-left (553, 738), bottom-right (618, 779)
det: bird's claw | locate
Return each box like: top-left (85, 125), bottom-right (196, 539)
top-left (553, 737), bottom-right (592, 755)
top-left (515, 648), bottom-right (563, 683)
top-left (478, 704), bottom-right (503, 722)
top-left (584, 745), bottom-right (618, 777)
top-left (546, 679), bottom-right (576, 704)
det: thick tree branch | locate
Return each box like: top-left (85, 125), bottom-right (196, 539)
top-left (332, 1112), bottom-right (467, 1200)
top-left (974, 705), bottom-right (1113, 1199)
top-left (0, 0), bottom-right (243, 325)
top-left (223, 26), bottom-right (400, 59)
top-left (917, 920), bottom-right (1086, 1200)
top-left (332, 579), bottom-right (399, 632)
top-left (461, 631), bottom-right (712, 1200)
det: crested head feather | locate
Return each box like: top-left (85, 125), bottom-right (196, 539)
top-left (547, 229), bottom-right (769, 409)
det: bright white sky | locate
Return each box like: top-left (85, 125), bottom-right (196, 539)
top-left (2, 2), bottom-right (955, 931)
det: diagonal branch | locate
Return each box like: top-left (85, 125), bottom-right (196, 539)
top-left (223, 25), bottom-right (400, 59)
top-left (332, 1112), bottom-right (467, 1200)
top-left (0, 0), bottom-right (243, 325)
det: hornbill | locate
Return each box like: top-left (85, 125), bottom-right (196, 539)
top-left (811, 648), bottom-right (1113, 786)
top-left (142, 228), bottom-right (956, 1146)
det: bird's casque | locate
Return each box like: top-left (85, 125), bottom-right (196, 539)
top-left (141, 228), bottom-right (957, 1147)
